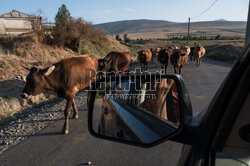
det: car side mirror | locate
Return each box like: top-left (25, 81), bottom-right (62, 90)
top-left (88, 74), bottom-right (193, 147)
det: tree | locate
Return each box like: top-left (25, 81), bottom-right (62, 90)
top-left (215, 34), bottom-right (221, 40)
top-left (124, 34), bottom-right (131, 44)
top-left (115, 34), bottom-right (121, 41)
top-left (55, 4), bottom-right (72, 22)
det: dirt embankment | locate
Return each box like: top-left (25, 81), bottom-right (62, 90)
top-left (0, 34), bottom-right (128, 122)
top-left (205, 42), bottom-right (244, 63)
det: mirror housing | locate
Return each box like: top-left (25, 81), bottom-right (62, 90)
top-left (88, 74), bottom-right (193, 147)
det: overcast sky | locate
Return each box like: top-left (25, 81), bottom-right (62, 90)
top-left (0, 0), bottom-right (249, 24)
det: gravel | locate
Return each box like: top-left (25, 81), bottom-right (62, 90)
top-left (0, 91), bottom-right (88, 155)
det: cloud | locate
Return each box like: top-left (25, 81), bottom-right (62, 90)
top-left (124, 8), bottom-right (133, 12)
top-left (93, 9), bottom-right (112, 16)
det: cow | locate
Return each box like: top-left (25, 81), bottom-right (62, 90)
top-left (168, 45), bottom-right (179, 52)
top-left (98, 51), bottom-right (131, 73)
top-left (181, 46), bottom-right (191, 56)
top-left (137, 49), bottom-right (152, 71)
top-left (189, 46), bottom-right (195, 61)
top-left (145, 78), bottom-right (174, 120)
top-left (21, 55), bottom-right (98, 134)
top-left (158, 48), bottom-right (172, 73)
top-left (150, 48), bottom-right (161, 64)
top-left (170, 48), bottom-right (189, 74)
top-left (193, 45), bottom-right (206, 67)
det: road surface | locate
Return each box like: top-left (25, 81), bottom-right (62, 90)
top-left (0, 59), bottom-right (232, 166)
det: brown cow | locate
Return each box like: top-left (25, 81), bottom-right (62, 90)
top-left (21, 55), bottom-right (98, 134)
top-left (158, 48), bottom-right (172, 73)
top-left (150, 48), bottom-right (161, 64)
top-left (189, 46), bottom-right (196, 61)
top-left (144, 78), bottom-right (174, 120)
top-left (170, 48), bottom-right (189, 74)
top-left (98, 51), bottom-right (131, 73)
top-left (137, 49), bottom-right (152, 71)
top-left (193, 45), bottom-right (206, 67)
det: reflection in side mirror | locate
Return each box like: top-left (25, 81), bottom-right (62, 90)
top-left (90, 75), bottom-right (182, 145)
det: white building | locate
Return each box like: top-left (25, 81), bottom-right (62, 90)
top-left (0, 10), bottom-right (41, 35)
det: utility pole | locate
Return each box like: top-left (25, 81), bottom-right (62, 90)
top-left (187, 17), bottom-right (190, 44)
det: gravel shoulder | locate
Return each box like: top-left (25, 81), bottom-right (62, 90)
top-left (0, 91), bottom-right (87, 155)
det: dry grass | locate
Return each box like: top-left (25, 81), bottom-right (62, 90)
top-left (0, 33), bottom-right (129, 121)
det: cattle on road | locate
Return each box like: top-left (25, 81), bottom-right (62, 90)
top-left (21, 55), bottom-right (98, 134)
top-left (150, 48), bottom-right (161, 64)
top-left (137, 49), bottom-right (152, 71)
top-left (98, 51), bottom-right (131, 73)
top-left (193, 45), bottom-right (206, 67)
top-left (170, 48), bottom-right (189, 74)
top-left (158, 48), bottom-right (172, 73)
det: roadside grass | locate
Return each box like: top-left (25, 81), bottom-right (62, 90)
top-left (207, 52), bottom-right (236, 62)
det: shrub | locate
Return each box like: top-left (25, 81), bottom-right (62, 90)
top-left (124, 34), bottom-right (131, 44)
top-left (115, 34), bottom-right (121, 41)
top-left (81, 46), bottom-right (89, 55)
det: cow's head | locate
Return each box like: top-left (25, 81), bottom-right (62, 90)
top-left (137, 50), bottom-right (146, 55)
top-left (98, 58), bottom-right (108, 72)
top-left (150, 48), bottom-right (155, 52)
top-left (196, 45), bottom-right (202, 51)
top-left (21, 66), bottom-right (55, 99)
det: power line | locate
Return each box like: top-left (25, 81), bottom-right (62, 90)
top-left (191, 0), bottom-right (218, 19)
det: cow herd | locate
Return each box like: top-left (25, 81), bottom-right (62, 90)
top-left (138, 43), bottom-right (206, 74)
top-left (21, 43), bottom-right (205, 134)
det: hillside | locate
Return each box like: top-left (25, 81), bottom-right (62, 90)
top-left (95, 19), bottom-right (247, 39)
top-left (0, 33), bottom-right (128, 121)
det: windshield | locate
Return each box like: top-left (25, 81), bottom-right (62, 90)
top-left (0, 0), bottom-right (248, 166)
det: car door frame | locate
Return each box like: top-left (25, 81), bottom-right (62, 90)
top-left (177, 43), bottom-right (250, 166)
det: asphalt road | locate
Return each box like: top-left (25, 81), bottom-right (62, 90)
top-left (0, 59), bottom-right (232, 166)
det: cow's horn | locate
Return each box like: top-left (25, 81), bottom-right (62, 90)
top-left (21, 65), bottom-right (30, 71)
top-left (44, 65), bottom-right (55, 76)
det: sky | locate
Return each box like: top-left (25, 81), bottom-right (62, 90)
top-left (0, 0), bottom-right (249, 24)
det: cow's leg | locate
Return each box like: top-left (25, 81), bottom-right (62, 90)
top-left (179, 65), bottom-right (182, 74)
top-left (174, 66), bottom-right (178, 74)
top-left (165, 62), bottom-right (168, 73)
top-left (141, 64), bottom-right (144, 72)
top-left (72, 98), bottom-right (79, 119)
top-left (62, 97), bottom-right (73, 134)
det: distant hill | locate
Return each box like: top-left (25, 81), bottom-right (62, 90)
top-left (214, 19), bottom-right (228, 22)
top-left (95, 19), bottom-right (247, 39)
top-left (95, 19), bottom-right (174, 34)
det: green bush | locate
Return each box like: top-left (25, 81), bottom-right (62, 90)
top-left (81, 46), bottom-right (89, 55)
